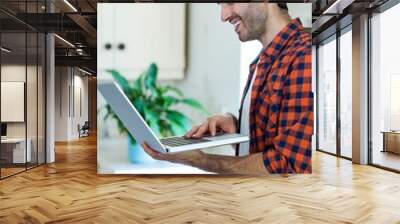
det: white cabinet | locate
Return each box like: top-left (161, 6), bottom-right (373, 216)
top-left (1, 82), bottom-right (25, 122)
top-left (97, 4), bottom-right (115, 71)
top-left (98, 3), bottom-right (186, 80)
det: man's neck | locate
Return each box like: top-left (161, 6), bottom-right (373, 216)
top-left (259, 10), bottom-right (292, 48)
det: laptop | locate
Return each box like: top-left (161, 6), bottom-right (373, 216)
top-left (98, 80), bottom-right (249, 154)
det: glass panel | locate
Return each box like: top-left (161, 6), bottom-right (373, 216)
top-left (318, 37), bottom-right (337, 154)
top-left (1, 31), bottom-right (27, 177)
top-left (371, 4), bottom-right (400, 171)
top-left (340, 29), bottom-right (352, 158)
top-left (27, 31), bottom-right (38, 169)
top-left (38, 32), bottom-right (45, 165)
top-left (312, 45), bottom-right (317, 151)
top-left (0, 1), bottom-right (46, 178)
top-left (34, 0), bottom-right (46, 165)
top-left (26, 0), bottom-right (38, 169)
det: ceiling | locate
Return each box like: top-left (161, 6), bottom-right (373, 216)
top-left (0, 0), bottom-right (99, 73)
top-left (312, 0), bottom-right (391, 43)
top-left (3, 0), bottom-right (393, 74)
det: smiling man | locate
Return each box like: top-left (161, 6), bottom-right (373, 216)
top-left (142, 3), bottom-right (313, 175)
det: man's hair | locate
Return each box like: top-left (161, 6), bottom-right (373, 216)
top-left (277, 3), bottom-right (288, 11)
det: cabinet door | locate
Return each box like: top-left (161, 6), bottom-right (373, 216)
top-left (113, 3), bottom-right (186, 80)
top-left (97, 4), bottom-right (115, 77)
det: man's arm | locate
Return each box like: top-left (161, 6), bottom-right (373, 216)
top-left (261, 46), bottom-right (313, 173)
top-left (142, 113), bottom-right (269, 175)
top-left (199, 152), bottom-right (269, 175)
top-left (141, 143), bottom-right (269, 175)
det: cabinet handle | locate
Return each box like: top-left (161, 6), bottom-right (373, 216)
top-left (118, 43), bottom-right (125, 50)
top-left (104, 43), bottom-right (112, 50)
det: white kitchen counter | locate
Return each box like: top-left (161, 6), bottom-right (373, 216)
top-left (1, 137), bottom-right (32, 163)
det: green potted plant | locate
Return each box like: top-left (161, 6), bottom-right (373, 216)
top-left (103, 63), bottom-right (208, 163)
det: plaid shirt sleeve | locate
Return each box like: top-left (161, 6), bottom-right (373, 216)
top-left (262, 49), bottom-right (313, 173)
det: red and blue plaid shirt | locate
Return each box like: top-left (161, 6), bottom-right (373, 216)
top-left (240, 18), bottom-right (313, 174)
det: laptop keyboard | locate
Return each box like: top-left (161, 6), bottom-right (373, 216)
top-left (160, 136), bottom-right (210, 147)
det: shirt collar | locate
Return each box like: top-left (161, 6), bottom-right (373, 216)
top-left (250, 18), bottom-right (304, 66)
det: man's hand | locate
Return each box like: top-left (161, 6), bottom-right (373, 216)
top-left (141, 113), bottom-right (270, 175)
top-left (141, 142), bottom-right (205, 167)
top-left (185, 114), bottom-right (237, 138)
top-left (141, 142), bottom-right (270, 175)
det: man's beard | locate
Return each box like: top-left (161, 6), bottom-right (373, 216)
top-left (240, 13), bottom-right (266, 42)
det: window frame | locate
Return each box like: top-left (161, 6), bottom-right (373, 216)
top-left (314, 22), bottom-right (353, 161)
top-left (0, 0), bottom-right (48, 180)
top-left (367, 0), bottom-right (400, 173)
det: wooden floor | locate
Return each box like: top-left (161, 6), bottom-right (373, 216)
top-left (1, 135), bottom-right (400, 224)
top-left (1, 163), bottom-right (45, 178)
top-left (1, 167), bottom-right (26, 178)
top-left (373, 151), bottom-right (400, 171)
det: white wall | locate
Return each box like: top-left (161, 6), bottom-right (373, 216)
top-left (1, 65), bottom-right (42, 138)
top-left (55, 67), bottom-right (89, 141)
top-left (287, 3), bottom-right (312, 28)
top-left (98, 3), bottom-right (241, 140)
top-left (1, 65), bottom-right (26, 130)
top-left (75, 74), bottom-right (89, 137)
top-left (55, 67), bottom-right (68, 141)
top-left (1, 65), bottom-right (27, 140)
top-left (164, 3), bottom-right (241, 123)
top-left (1, 64), bottom-right (46, 163)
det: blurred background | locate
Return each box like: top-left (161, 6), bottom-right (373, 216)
top-left (96, 3), bottom-right (312, 174)
top-left (97, 3), bottom-right (312, 141)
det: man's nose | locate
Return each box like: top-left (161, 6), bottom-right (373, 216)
top-left (220, 5), bottom-right (231, 22)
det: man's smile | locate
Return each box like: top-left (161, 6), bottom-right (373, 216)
top-left (230, 17), bottom-right (242, 33)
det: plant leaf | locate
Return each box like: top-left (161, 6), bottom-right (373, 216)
top-left (128, 134), bottom-right (137, 145)
top-left (133, 98), bottom-right (145, 115)
top-left (167, 119), bottom-right (187, 136)
top-left (162, 96), bottom-right (180, 108)
top-left (102, 64), bottom-right (209, 143)
top-left (103, 104), bottom-right (112, 121)
top-left (106, 69), bottom-right (130, 93)
top-left (131, 73), bottom-right (144, 93)
top-left (164, 85), bottom-right (183, 97)
top-left (181, 98), bottom-right (210, 115)
top-left (165, 110), bottom-right (191, 131)
top-left (144, 63), bottom-right (158, 96)
top-left (143, 106), bottom-right (161, 136)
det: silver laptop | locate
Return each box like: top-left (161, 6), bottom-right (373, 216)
top-left (98, 80), bottom-right (249, 154)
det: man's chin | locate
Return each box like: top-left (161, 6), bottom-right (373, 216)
top-left (238, 35), bottom-right (249, 42)
top-left (236, 30), bottom-right (252, 42)
top-left (238, 33), bottom-right (257, 42)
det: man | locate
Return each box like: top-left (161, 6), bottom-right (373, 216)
top-left (142, 3), bottom-right (313, 175)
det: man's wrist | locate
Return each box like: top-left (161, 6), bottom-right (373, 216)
top-left (225, 112), bottom-right (238, 133)
top-left (184, 150), bottom-right (205, 167)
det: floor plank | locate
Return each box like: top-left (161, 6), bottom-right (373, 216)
top-left (373, 151), bottom-right (400, 171)
top-left (0, 135), bottom-right (400, 223)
